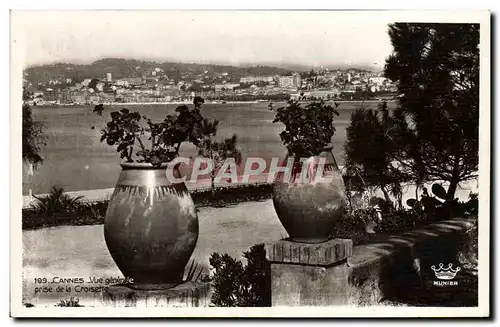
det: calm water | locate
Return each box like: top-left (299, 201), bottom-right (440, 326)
top-left (23, 101), bottom-right (396, 194)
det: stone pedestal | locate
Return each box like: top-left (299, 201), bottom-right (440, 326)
top-left (265, 238), bottom-right (353, 307)
top-left (102, 281), bottom-right (211, 308)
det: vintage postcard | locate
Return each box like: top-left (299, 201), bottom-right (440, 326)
top-left (10, 10), bottom-right (491, 318)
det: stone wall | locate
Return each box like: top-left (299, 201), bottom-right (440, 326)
top-left (347, 217), bottom-right (476, 306)
top-left (102, 217), bottom-right (476, 307)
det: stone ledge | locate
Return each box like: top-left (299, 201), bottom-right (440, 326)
top-left (266, 238), bottom-right (353, 267)
top-left (347, 217), bottom-right (476, 306)
top-left (349, 217), bottom-right (475, 269)
top-left (102, 281), bottom-right (211, 308)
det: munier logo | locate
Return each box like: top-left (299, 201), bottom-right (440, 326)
top-left (431, 263), bottom-right (461, 286)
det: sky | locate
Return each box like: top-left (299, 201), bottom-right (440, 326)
top-left (12, 11), bottom-right (395, 69)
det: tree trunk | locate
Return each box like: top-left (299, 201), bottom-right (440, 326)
top-left (380, 185), bottom-right (391, 204)
top-left (447, 178), bottom-right (459, 201)
top-left (210, 175), bottom-right (216, 197)
top-left (345, 179), bottom-right (353, 213)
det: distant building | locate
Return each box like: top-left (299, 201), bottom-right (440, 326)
top-left (369, 77), bottom-right (387, 85)
top-left (240, 76), bottom-right (275, 84)
top-left (96, 82), bottom-right (104, 92)
top-left (81, 79), bottom-right (92, 87)
top-left (278, 74), bottom-right (301, 89)
top-left (115, 77), bottom-right (144, 87)
top-left (106, 73), bottom-right (112, 82)
top-left (308, 89), bottom-right (340, 100)
top-left (278, 76), bottom-right (294, 88)
top-left (293, 74), bottom-right (302, 88)
top-left (43, 89), bottom-right (58, 102)
top-left (214, 83), bottom-right (239, 92)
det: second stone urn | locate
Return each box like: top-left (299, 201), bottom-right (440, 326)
top-left (104, 162), bottom-right (198, 290)
top-left (272, 147), bottom-right (346, 243)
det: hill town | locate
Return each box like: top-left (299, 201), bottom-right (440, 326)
top-left (23, 58), bottom-right (398, 105)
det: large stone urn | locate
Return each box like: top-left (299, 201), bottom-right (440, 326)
top-left (272, 147), bottom-right (346, 243)
top-left (104, 162), bottom-right (198, 290)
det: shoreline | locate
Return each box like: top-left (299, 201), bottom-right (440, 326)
top-left (22, 174), bottom-right (478, 231)
top-left (33, 99), bottom-right (397, 108)
top-left (23, 177), bottom-right (478, 209)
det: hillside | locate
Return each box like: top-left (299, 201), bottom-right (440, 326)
top-left (23, 58), bottom-right (295, 84)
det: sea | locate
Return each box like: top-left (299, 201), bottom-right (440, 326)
top-left (22, 101), bottom-right (397, 195)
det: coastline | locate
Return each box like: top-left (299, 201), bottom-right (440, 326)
top-left (22, 178), bottom-right (478, 231)
top-left (33, 99), bottom-right (397, 108)
top-left (23, 177), bottom-right (478, 209)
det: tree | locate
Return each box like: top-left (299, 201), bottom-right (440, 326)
top-left (22, 88), bottom-right (45, 168)
top-left (209, 244), bottom-right (270, 307)
top-left (384, 23), bottom-right (479, 201)
top-left (88, 78), bottom-right (99, 91)
top-left (198, 134), bottom-right (242, 196)
top-left (188, 83), bottom-right (203, 93)
top-left (344, 102), bottom-right (398, 204)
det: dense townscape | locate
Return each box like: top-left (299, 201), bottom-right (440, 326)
top-left (23, 58), bottom-right (398, 105)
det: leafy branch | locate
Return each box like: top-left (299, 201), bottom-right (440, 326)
top-left (269, 96), bottom-right (339, 157)
top-left (91, 97), bottom-right (219, 166)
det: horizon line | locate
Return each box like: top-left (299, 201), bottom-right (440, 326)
top-left (24, 56), bottom-right (385, 71)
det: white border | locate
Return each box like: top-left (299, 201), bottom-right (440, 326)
top-left (8, 9), bottom-right (491, 318)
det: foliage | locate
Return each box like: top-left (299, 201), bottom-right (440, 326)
top-left (208, 244), bottom-right (271, 307)
top-left (383, 23), bottom-right (479, 200)
top-left (344, 101), bottom-right (409, 205)
top-left (22, 88), bottom-right (45, 167)
top-left (23, 183), bottom-right (272, 230)
top-left (337, 187), bottom-right (479, 242)
top-left (184, 259), bottom-right (206, 283)
top-left (338, 90), bottom-right (378, 101)
top-left (56, 297), bottom-right (83, 307)
top-left (458, 211), bottom-right (478, 274)
top-left (269, 97), bottom-right (340, 157)
top-left (92, 97), bottom-right (219, 166)
top-left (88, 78), bottom-right (99, 91)
top-left (191, 183), bottom-right (272, 207)
top-left (406, 183), bottom-right (478, 221)
top-left (376, 206), bottom-right (428, 234)
top-left (198, 134), bottom-right (242, 193)
top-left (330, 208), bottom-right (370, 241)
top-left (29, 186), bottom-right (83, 220)
top-left (23, 186), bottom-right (108, 230)
top-left (459, 192), bottom-right (479, 217)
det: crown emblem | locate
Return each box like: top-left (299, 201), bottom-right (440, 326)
top-left (431, 263), bottom-right (461, 280)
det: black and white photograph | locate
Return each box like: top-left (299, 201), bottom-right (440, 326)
top-left (9, 9), bottom-right (491, 317)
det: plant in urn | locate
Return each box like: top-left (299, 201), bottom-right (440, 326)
top-left (92, 97), bottom-right (220, 290)
top-left (269, 95), bottom-right (346, 243)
